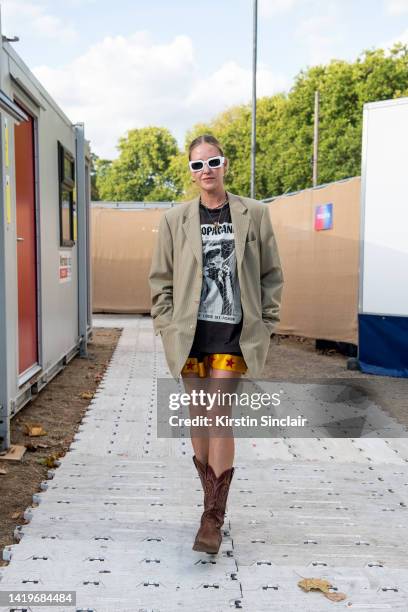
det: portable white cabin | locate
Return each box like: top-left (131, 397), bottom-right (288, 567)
top-left (358, 97), bottom-right (408, 377)
top-left (0, 19), bottom-right (92, 451)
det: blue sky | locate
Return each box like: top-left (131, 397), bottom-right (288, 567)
top-left (2, 0), bottom-right (407, 158)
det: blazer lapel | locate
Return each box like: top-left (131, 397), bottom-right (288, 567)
top-left (182, 191), bottom-right (249, 271)
top-left (227, 191), bottom-right (249, 269)
top-left (182, 195), bottom-right (202, 272)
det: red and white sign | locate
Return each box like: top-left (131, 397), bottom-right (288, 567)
top-left (59, 251), bottom-right (72, 283)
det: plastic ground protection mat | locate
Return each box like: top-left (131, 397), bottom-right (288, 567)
top-left (0, 314), bottom-right (407, 611)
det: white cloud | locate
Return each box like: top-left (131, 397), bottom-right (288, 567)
top-left (186, 61), bottom-right (288, 112)
top-left (1, 0), bottom-right (77, 42)
top-left (384, 0), bottom-right (408, 14)
top-left (63, 0), bottom-right (97, 4)
top-left (380, 28), bottom-right (408, 52)
top-left (32, 32), bottom-right (288, 158)
top-left (294, 13), bottom-right (342, 65)
top-left (259, 0), bottom-right (299, 18)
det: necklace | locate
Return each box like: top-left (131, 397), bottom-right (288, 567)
top-left (200, 196), bottom-right (229, 229)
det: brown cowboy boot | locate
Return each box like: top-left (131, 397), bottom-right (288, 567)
top-left (192, 455), bottom-right (208, 542)
top-left (192, 455), bottom-right (207, 491)
top-left (192, 463), bottom-right (234, 554)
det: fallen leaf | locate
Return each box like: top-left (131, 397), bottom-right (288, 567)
top-left (324, 592), bottom-right (347, 602)
top-left (11, 511), bottom-right (20, 519)
top-left (38, 454), bottom-right (60, 468)
top-left (23, 423), bottom-right (47, 437)
top-left (79, 391), bottom-right (93, 400)
top-left (298, 578), bottom-right (332, 593)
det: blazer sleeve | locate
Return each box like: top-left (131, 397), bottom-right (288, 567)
top-left (148, 213), bottom-right (174, 336)
top-left (259, 205), bottom-right (284, 335)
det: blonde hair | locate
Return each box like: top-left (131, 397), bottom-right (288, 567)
top-left (188, 134), bottom-right (224, 160)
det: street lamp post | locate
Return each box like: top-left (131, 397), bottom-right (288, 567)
top-left (250, 0), bottom-right (258, 199)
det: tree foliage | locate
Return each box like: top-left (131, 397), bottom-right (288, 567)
top-left (95, 127), bottom-right (183, 201)
top-left (93, 43), bottom-right (408, 201)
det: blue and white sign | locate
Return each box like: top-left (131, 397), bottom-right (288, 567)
top-left (314, 203), bottom-right (333, 231)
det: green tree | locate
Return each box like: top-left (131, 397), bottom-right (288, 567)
top-left (89, 152), bottom-right (100, 200)
top-left (92, 154), bottom-right (115, 201)
top-left (179, 43), bottom-right (408, 199)
top-left (95, 43), bottom-right (408, 202)
top-left (96, 127), bottom-right (183, 201)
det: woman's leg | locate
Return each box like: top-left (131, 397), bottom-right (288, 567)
top-left (191, 364), bottom-right (241, 553)
top-left (181, 371), bottom-right (209, 464)
top-left (206, 367), bottom-right (242, 477)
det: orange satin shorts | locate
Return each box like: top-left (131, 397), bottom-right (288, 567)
top-left (181, 352), bottom-right (247, 378)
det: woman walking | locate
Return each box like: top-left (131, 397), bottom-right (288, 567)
top-left (149, 134), bottom-right (284, 553)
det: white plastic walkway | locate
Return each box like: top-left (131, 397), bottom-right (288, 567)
top-left (1, 315), bottom-right (408, 611)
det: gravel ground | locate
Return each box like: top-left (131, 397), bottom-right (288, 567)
top-left (263, 334), bottom-right (408, 426)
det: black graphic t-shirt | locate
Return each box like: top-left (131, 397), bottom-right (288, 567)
top-left (190, 200), bottom-right (243, 355)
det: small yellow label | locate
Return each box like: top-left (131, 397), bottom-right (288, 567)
top-left (73, 213), bottom-right (77, 241)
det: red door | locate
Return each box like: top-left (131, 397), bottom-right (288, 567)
top-left (15, 107), bottom-right (38, 375)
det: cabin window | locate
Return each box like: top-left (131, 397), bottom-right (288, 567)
top-left (58, 141), bottom-right (75, 246)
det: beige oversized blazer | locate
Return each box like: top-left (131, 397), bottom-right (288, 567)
top-left (148, 191), bottom-right (284, 380)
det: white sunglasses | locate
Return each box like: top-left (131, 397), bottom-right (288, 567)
top-left (189, 155), bottom-right (225, 172)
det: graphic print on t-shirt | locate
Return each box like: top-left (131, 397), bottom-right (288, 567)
top-left (198, 220), bottom-right (242, 324)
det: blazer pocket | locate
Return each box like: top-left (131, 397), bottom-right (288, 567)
top-left (161, 321), bottom-right (176, 335)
